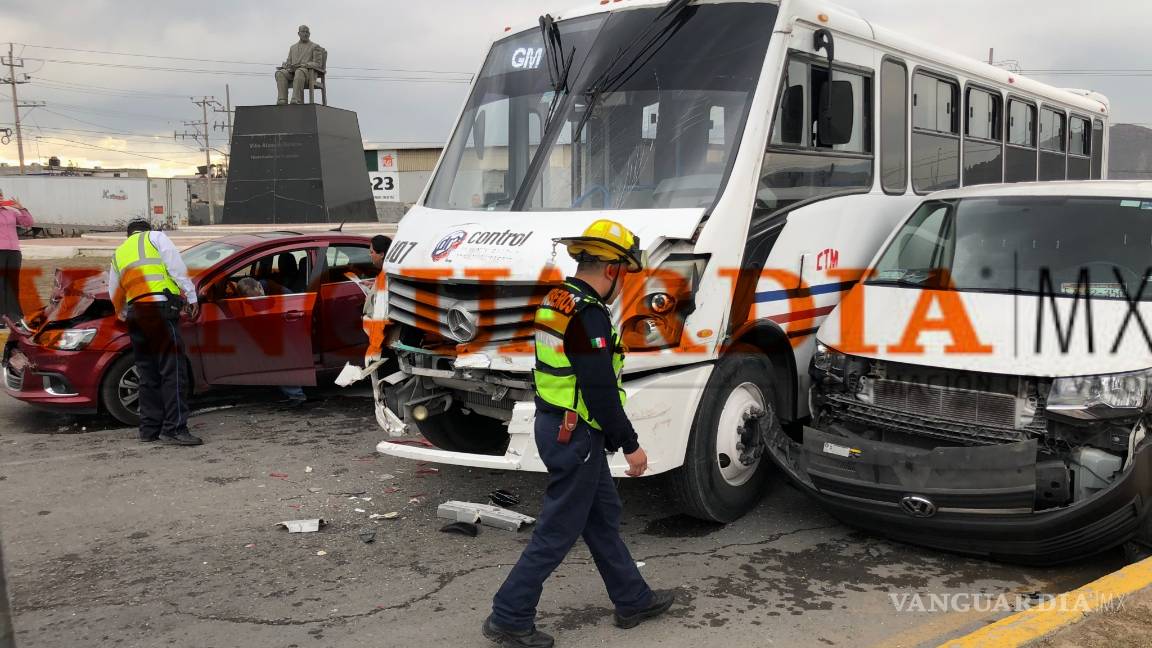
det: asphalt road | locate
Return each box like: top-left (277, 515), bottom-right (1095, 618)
top-left (0, 387), bottom-right (1126, 648)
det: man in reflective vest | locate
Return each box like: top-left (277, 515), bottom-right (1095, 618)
top-left (108, 219), bottom-right (202, 446)
top-left (484, 220), bottom-right (675, 648)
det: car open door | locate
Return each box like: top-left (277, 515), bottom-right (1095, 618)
top-left (316, 242), bottom-right (378, 370)
top-left (190, 246), bottom-right (319, 386)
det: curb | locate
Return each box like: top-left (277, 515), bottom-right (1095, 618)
top-left (938, 556), bottom-right (1152, 647)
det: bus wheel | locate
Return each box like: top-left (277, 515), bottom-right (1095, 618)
top-left (414, 407), bottom-right (509, 456)
top-left (669, 351), bottom-right (777, 523)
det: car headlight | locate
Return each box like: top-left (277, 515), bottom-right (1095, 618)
top-left (812, 343), bottom-right (846, 374)
top-left (1047, 368), bottom-right (1152, 419)
top-left (39, 328), bottom-right (98, 351)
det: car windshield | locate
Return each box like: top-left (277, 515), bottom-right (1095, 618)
top-left (425, 3), bottom-right (777, 212)
top-left (181, 241), bottom-right (242, 273)
top-left (868, 196), bottom-right (1152, 301)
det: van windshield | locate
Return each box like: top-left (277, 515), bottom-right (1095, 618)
top-left (425, 3), bottom-right (777, 212)
top-left (868, 196), bottom-right (1152, 301)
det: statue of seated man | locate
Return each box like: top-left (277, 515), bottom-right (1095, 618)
top-left (275, 25), bottom-right (323, 105)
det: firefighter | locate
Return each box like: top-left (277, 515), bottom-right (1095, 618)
top-left (108, 219), bottom-right (202, 446)
top-left (483, 219), bottom-right (675, 648)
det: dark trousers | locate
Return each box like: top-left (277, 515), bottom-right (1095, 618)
top-left (491, 410), bottom-right (652, 630)
top-left (126, 301), bottom-right (189, 440)
top-left (0, 250), bottom-right (22, 321)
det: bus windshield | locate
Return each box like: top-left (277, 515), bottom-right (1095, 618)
top-left (425, 3), bottom-right (777, 212)
top-left (868, 196), bottom-right (1152, 301)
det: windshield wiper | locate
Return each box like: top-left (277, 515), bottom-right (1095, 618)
top-left (539, 14), bottom-right (574, 125)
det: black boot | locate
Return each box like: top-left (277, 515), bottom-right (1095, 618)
top-left (614, 589), bottom-right (676, 629)
top-left (482, 615), bottom-right (554, 648)
top-left (160, 432), bottom-right (203, 446)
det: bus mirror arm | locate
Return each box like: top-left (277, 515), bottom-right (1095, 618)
top-left (813, 28), bottom-right (835, 67)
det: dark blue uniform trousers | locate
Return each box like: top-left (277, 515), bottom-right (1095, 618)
top-left (491, 410), bottom-right (653, 630)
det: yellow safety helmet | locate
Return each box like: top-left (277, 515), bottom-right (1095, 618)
top-left (555, 219), bottom-right (643, 273)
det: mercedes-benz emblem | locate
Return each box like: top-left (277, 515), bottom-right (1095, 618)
top-left (446, 304), bottom-right (479, 343)
top-left (900, 495), bottom-right (937, 518)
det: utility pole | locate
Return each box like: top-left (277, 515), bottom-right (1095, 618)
top-left (3, 43), bottom-right (34, 175)
top-left (212, 84), bottom-right (234, 171)
top-left (175, 96), bottom-right (222, 224)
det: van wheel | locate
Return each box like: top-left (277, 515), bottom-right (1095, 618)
top-left (414, 407), bottom-right (509, 456)
top-left (100, 354), bottom-right (192, 427)
top-left (669, 351), bottom-right (778, 523)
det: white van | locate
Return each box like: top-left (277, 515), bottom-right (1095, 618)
top-left (773, 181), bottom-right (1152, 564)
top-left (364, 0), bottom-right (1110, 522)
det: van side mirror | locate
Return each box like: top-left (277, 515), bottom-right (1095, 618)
top-left (818, 80), bottom-right (854, 146)
top-left (473, 110), bottom-right (487, 160)
top-left (779, 86), bottom-right (805, 144)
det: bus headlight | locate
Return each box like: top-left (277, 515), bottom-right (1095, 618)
top-left (812, 343), bottom-right (846, 373)
top-left (1047, 368), bottom-right (1152, 420)
top-left (621, 256), bottom-right (706, 351)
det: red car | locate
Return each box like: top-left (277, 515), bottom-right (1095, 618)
top-left (2, 231), bottom-right (385, 425)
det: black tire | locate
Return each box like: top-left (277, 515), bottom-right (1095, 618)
top-left (100, 354), bottom-right (192, 427)
top-left (414, 407), bottom-right (509, 455)
top-left (669, 351), bottom-right (779, 523)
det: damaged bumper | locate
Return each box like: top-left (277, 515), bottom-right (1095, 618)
top-left (2, 335), bottom-right (107, 412)
top-left (768, 425), bottom-right (1152, 565)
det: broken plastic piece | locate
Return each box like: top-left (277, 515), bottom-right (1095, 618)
top-left (489, 489), bottom-right (520, 508)
top-left (437, 501), bottom-right (536, 532)
top-left (359, 528), bottom-right (377, 544)
top-left (440, 522), bottom-right (480, 537)
top-left (278, 519), bottom-right (326, 533)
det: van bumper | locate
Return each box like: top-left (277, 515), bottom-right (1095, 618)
top-left (767, 425), bottom-right (1152, 565)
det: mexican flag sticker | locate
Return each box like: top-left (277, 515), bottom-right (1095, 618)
top-left (590, 337), bottom-right (608, 349)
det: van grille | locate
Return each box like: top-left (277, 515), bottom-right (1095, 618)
top-left (871, 379), bottom-right (1018, 429)
top-left (387, 275), bottom-right (552, 345)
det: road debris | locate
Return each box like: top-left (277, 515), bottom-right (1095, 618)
top-left (369, 512), bottom-right (400, 520)
top-left (308, 487), bottom-right (323, 493)
top-left (269, 472), bottom-right (289, 480)
top-left (277, 519), bottom-right (326, 533)
top-left (358, 528), bottom-right (377, 544)
top-left (489, 489), bottom-right (520, 508)
top-left (305, 466), bottom-right (313, 473)
top-left (316, 550), bottom-right (327, 556)
top-left (354, 508), bottom-right (366, 513)
top-left (440, 521), bottom-right (480, 537)
top-left (437, 501), bottom-right (536, 532)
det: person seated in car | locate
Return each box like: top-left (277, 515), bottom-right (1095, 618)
top-left (235, 277), bottom-right (308, 407)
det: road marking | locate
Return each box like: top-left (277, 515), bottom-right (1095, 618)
top-left (938, 556), bottom-right (1152, 647)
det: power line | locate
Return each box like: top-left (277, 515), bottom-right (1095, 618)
top-left (22, 57), bottom-right (473, 82)
top-left (33, 135), bottom-right (200, 164)
top-left (16, 42), bottom-right (474, 76)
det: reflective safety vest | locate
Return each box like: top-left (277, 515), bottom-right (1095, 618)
top-left (533, 280), bottom-right (626, 431)
top-left (112, 232), bottom-right (181, 304)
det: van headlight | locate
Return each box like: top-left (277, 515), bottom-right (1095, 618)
top-left (39, 328), bottom-right (98, 351)
top-left (812, 343), bottom-right (846, 374)
top-left (1047, 368), bottom-right (1152, 419)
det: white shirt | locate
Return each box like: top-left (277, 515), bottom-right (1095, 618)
top-left (107, 231), bottom-right (198, 311)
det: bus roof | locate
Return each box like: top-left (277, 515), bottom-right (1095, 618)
top-left (508, 0), bottom-right (1109, 117)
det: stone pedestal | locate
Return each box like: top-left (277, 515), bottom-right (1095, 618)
top-left (223, 104), bottom-right (375, 224)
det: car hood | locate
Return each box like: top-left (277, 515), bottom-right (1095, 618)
top-left (383, 206), bottom-right (704, 280)
top-left (35, 269), bottom-right (110, 326)
top-left (817, 284), bottom-right (1152, 377)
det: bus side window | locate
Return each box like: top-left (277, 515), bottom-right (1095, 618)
top-left (761, 54), bottom-right (873, 214)
top-left (880, 58), bottom-right (908, 195)
top-left (911, 70), bottom-right (959, 194)
top-left (962, 86), bottom-right (1003, 186)
top-left (1038, 106), bottom-right (1067, 181)
top-left (1090, 119), bottom-right (1105, 179)
top-left (1005, 98), bottom-right (1038, 183)
top-left (1067, 115), bottom-right (1091, 180)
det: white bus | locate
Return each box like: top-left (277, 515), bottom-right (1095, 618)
top-left (365, 0), bottom-right (1110, 522)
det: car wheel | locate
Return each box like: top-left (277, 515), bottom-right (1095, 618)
top-left (414, 407), bottom-right (509, 455)
top-left (669, 350), bottom-right (778, 523)
top-left (100, 354), bottom-right (192, 427)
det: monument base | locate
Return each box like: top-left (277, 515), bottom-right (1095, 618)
top-left (223, 104), bottom-right (376, 224)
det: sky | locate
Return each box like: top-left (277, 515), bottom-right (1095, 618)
top-left (1, 0), bottom-right (1148, 177)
